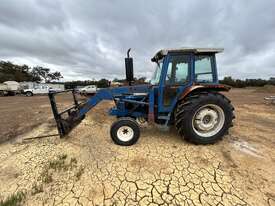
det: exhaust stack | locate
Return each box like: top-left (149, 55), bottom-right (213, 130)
top-left (125, 48), bottom-right (134, 86)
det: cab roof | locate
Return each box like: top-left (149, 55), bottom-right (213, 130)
top-left (151, 47), bottom-right (224, 62)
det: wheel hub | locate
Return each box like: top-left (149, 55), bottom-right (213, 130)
top-left (195, 109), bottom-right (218, 131)
top-left (117, 126), bottom-right (134, 142)
top-left (192, 104), bottom-right (225, 138)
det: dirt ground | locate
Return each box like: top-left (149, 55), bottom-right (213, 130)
top-left (0, 88), bottom-right (275, 206)
top-left (0, 94), bottom-right (86, 143)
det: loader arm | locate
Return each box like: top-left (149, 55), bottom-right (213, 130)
top-left (48, 85), bottom-right (150, 137)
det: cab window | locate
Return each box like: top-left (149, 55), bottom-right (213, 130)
top-left (165, 55), bottom-right (189, 85)
top-left (194, 55), bottom-right (214, 83)
top-left (150, 60), bottom-right (163, 85)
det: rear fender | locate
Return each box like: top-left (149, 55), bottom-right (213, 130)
top-left (179, 84), bottom-right (231, 101)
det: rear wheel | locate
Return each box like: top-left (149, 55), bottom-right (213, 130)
top-left (110, 117), bottom-right (140, 146)
top-left (175, 92), bottom-right (234, 144)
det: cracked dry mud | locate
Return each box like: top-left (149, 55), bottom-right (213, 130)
top-left (0, 88), bottom-right (275, 206)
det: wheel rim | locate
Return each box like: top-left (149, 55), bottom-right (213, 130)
top-left (192, 104), bottom-right (225, 138)
top-left (117, 126), bottom-right (134, 142)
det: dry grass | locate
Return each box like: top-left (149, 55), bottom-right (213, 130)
top-left (254, 85), bottom-right (275, 93)
top-left (75, 165), bottom-right (85, 180)
top-left (0, 191), bottom-right (25, 206)
top-left (31, 183), bottom-right (43, 195)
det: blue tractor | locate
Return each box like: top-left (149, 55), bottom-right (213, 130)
top-left (49, 48), bottom-right (234, 146)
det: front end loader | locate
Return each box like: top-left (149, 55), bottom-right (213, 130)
top-left (48, 47), bottom-right (234, 146)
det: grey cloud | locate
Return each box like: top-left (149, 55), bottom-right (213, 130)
top-left (0, 0), bottom-right (65, 30)
top-left (0, 0), bottom-right (275, 80)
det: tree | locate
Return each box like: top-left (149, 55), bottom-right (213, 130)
top-left (219, 76), bottom-right (275, 88)
top-left (32, 66), bottom-right (63, 82)
top-left (48, 71), bottom-right (63, 82)
top-left (135, 76), bottom-right (147, 84)
top-left (97, 78), bottom-right (110, 88)
top-left (0, 61), bottom-right (34, 82)
top-left (0, 61), bottom-right (63, 83)
top-left (220, 76), bottom-right (235, 86)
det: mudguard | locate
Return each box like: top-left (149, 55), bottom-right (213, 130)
top-left (179, 84), bottom-right (231, 100)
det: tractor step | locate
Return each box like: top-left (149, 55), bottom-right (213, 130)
top-left (157, 115), bottom-right (170, 120)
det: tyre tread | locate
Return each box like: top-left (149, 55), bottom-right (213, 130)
top-left (175, 91), bottom-right (235, 144)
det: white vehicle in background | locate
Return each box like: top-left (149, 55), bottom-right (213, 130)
top-left (78, 85), bottom-right (97, 95)
top-left (0, 83), bottom-right (8, 96)
top-left (24, 85), bottom-right (63, 96)
top-left (0, 81), bottom-right (21, 96)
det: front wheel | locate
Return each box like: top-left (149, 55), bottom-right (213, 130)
top-left (25, 91), bottom-right (33, 97)
top-left (175, 92), bottom-right (234, 144)
top-left (110, 117), bottom-right (140, 146)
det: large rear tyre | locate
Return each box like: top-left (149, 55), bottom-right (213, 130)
top-left (175, 92), bottom-right (234, 144)
top-left (110, 117), bottom-right (140, 146)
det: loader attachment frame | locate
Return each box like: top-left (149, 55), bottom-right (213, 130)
top-left (48, 85), bottom-right (151, 138)
top-left (48, 90), bottom-right (84, 137)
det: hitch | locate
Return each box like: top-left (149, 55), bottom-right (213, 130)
top-left (48, 90), bottom-right (85, 137)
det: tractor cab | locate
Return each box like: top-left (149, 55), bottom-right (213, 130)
top-left (150, 48), bottom-right (224, 112)
top-left (150, 48), bottom-right (223, 85)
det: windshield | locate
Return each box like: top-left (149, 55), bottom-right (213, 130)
top-left (150, 60), bottom-right (163, 85)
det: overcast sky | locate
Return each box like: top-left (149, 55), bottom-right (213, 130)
top-left (0, 0), bottom-right (275, 81)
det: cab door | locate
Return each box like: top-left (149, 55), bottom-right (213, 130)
top-left (158, 54), bottom-right (192, 113)
top-left (33, 85), bottom-right (42, 94)
top-left (41, 85), bottom-right (49, 93)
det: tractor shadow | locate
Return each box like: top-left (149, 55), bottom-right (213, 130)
top-left (140, 124), bottom-right (189, 145)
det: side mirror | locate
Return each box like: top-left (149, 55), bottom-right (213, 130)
top-left (125, 48), bottom-right (134, 85)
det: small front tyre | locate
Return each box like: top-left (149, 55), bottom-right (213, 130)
top-left (110, 117), bottom-right (140, 146)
